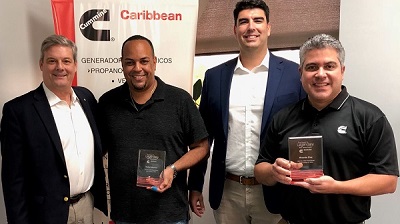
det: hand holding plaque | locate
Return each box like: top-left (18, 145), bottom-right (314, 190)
top-left (288, 136), bottom-right (323, 182)
top-left (137, 149), bottom-right (166, 188)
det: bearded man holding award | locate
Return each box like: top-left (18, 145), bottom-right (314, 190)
top-left (254, 34), bottom-right (398, 224)
top-left (97, 35), bottom-right (209, 224)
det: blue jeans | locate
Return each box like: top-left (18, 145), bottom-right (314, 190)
top-left (115, 220), bottom-right (188, 224)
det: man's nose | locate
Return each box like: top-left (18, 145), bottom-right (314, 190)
top-left (132, 62), bottom-right (142, 72)
top-left (55, 61), bottom-right (64, 70)
top-left (248, 20), bottom-right (256, 30)
top-left (316, 67), bottom-right (326, 77)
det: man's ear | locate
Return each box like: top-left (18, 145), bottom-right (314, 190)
top-left (39, 60), bottom-right (43, 71)
top-left (298, 66), bottom-right (302, 77)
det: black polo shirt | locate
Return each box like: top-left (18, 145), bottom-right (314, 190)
top-left (98, 76), bottom-right (208, 223)
top-left (257, 86), bottom-right (398, 224)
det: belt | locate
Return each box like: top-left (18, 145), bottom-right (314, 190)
top-left (225, 172), bottom-right (259, 185)
top-left (70, 192), bottom-right (86, 204)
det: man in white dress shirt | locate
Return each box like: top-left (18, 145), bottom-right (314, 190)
top-left (188, 0), bottom-right (306, 223)
top-left (1, 34), bottom-right (107, 224)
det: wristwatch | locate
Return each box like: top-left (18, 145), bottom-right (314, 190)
top-left (169, 164), bottom-right (178, 179)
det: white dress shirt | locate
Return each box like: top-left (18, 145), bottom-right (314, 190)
top-left (225, 52), bottom-right (270, 177)
top-left (43, 84), bottom-right (94, 196)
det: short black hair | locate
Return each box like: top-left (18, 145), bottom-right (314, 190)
top-left (121, 35), bottom-right (155, 57)
top-left (233, 0), bottom-right (270, 25)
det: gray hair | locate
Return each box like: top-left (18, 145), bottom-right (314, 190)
top-left (40, 34), bottom-right (77, 62)
top-left (299, 34), bottom-right (345, 67)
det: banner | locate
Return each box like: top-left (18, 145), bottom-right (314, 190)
top-left (51, 0), bottom-right (198, 98)
top-left (51, 1), bottom-right (199, 223)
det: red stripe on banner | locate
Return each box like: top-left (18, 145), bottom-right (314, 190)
top-left (51, 0), bottom-right (78, 86)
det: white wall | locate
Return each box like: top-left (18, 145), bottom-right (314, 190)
top-left (0, 1), bottom-right (54, 223)
top-left (340, 1), bottom-right (400, 223)
top-left (0, 1), bottom-right (52, 104)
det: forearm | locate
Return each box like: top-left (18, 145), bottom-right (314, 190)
top-left (173, 138), bottom-right (209, 172)
top-left (254, 162), bottom-right (278, 186)
top-left (336, 174), bottom-right (398, 196)
top-left (156, 138), bottom-right (209, 192)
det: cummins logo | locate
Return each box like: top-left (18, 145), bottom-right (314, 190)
top-left (80, 9), bottom-right (110, 41)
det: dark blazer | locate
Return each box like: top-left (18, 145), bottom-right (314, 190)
top-left (1, 84), bottom-right (108, 224)
top-left (188, 53), bottom-right (306, 210)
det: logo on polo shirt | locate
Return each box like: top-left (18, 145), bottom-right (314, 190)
top-left (337, 126), bottom-right (347, 134)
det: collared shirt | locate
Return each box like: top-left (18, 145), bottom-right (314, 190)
top-left (225, 52), bottom-right (270, 177)
top-left (43, 83), bottom-right (94, 196)
top-left (257, 86), bottom-right (399, 223)
top-left (97, 77), bottom-right (208, 222)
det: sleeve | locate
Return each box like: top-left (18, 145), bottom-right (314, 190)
top-left (366, 115), bottom-right (399, 176)
top-left (1, 102), bottom-right (30, 223)
top-left (187, 74), bottom-right (210, 192)
top-left (188, 160), bottom-right (208, 192)
top-left (256, 113), bottom-right (283, 165)
top-left (180, 90), bottom-right (208, 148)
top-left (183, 94), bottom-right (209, 191)
top-left (255, 107), bottom-right (288, 214)
top-left (96, 95), bottom-right (111, 155)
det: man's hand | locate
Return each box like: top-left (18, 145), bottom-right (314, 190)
top-left (189, 190), bottom-right (205, 217)
top-left (292, 175), bottom-right (337, 193)
top-left (272, 158), bottom-right (303, 185)
top-left (147, 166), bottom-right (175, 193)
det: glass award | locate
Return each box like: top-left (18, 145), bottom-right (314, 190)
top-left (136, 149), bottom-right (166, 187)
top-left (288, 136), bottom-right (323, 182)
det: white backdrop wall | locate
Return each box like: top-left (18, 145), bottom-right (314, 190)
top-left (0, 1), bottom-right (52, 222)
top-left (340, 1), bottom-right (400, 223)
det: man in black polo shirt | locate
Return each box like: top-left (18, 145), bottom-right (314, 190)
top-left (97, 35), bottom-right (209, 224)
top-left (254, 34), bottom-right (399, 224)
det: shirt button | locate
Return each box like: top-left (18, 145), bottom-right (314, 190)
top-left (64, 175), bottom-right (68, 179)
top-left (64, 197), bottom-right (69, 202)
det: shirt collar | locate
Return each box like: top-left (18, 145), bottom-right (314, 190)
top-left (42, 83), bottom-right (77, 106)
top-left (234, 50), bottom-right (270, 73)
top-left (329, 85), bottom-right (350, 110)
top-left (302, 85), bottom-right (350, 111)
top-left (122, 76), bottom-right (165, 103)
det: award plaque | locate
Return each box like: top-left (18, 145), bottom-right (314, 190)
top-left (136, 149), bottom-right (166, 187)
top-left (288, 136), bottom-right (323, 182)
